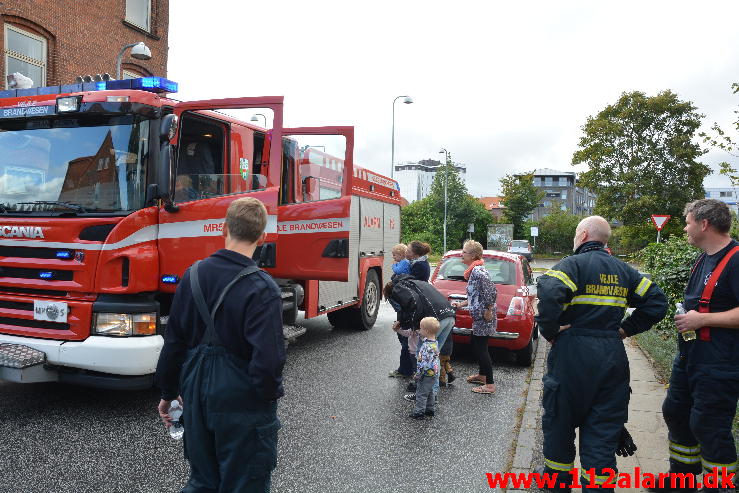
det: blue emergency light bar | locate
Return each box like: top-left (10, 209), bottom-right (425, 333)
top-left (55, 250), bottom-right (74, 260)
top-left (0, 76), bottom-right (178, 99)
top-left (39, 271), bottom-right (54, 280)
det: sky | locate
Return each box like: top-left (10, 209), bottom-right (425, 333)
top-left (167, 1), bottom-right (739, 198)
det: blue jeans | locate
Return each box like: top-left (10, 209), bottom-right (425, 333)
top-left (433, 316), bottom-right (455, 394)
top-left (397, 334), bottom-right (415, 376)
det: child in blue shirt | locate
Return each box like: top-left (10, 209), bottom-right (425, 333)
top-left (410, 317), bottom-right (440, 419)
top-left (391, 243), bottom-right (410, 276)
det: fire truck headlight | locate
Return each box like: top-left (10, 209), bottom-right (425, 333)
top-left (94, 313), bottom-right (157, 336)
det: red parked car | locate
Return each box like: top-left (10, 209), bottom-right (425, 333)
top-left (430, 249), bottom-right (539, 366)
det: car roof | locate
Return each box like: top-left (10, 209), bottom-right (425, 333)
top-left (442, 249), bottom-right (522, 262)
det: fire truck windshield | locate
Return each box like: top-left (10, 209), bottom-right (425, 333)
top-left (0, 114), bottom-right (150, 214)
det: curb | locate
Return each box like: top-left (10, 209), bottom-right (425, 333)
top-left (506, 336), bottom-right (547, 492)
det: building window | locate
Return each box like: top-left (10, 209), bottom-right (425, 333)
top-left (545, 177), bottom-right (553, 186)
top-left (720, 191), bottom-right (731, 197)
top-left (122, 70), bottom-right (141, 80)
top-left (561, 190), bottom-right (567, 199)
top-left (4, 24), bottom-right (46, 88)
top-left (561, 203), bottom-right (567, 211)
top-left (126, 0), bottom-right (151, 31)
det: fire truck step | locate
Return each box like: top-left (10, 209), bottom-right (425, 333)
top-left (283, 324), bottom-right (307, 341)
top-left (0, 343), bottom-right (46, 369)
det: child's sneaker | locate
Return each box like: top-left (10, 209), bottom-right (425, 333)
top-left (408, 412), bottom-right (425, 420)
top-left (403, 393), bottom-right (416, 401)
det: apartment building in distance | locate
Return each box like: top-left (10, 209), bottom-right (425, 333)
top-left (527, 168), bottom-right (596, 221)
top-left (705, 187), bottom-right (738, 215)
top-left (394, 158), bottom-right (467, 204)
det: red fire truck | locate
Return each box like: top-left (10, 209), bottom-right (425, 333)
top-left (0, 77), bottom-right (400, 389)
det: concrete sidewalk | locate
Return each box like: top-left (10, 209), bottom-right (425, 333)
top-left (509, 338), bottom-right (670, 492)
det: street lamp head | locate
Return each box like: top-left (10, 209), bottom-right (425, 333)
top-left (403, 96), bottom-right (413, 104)
top-left (130, 42), bottom-right (152, 60)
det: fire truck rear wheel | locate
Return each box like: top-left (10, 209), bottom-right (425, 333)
top-left (351, 269), bottom-right (380, 331)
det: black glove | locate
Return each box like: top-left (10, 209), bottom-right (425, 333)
top-left (616, 427), bottom-right (637, 457)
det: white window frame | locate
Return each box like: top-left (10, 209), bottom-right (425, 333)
top-left (4, 24), bottom-right (46, 89)
top-left (126, 0), bottom-right (152, 32)
top-left (122, 70), bottom-right (141, 80)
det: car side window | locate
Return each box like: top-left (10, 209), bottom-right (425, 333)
top-left (521, 259), bottom-right (533, 285)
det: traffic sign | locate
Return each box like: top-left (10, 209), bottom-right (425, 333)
top-left (530, 226), bottom-right (539, 237)
top-left (651, 215), bottom-right (671, 231)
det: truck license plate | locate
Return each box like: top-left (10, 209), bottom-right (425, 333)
top-left (33, 300), bottom-right (68, 323)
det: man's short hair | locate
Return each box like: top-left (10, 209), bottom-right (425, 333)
top-left (226, 197), bottom-right (268, 243)
top-left (684, 199), bottom-right (732, 234)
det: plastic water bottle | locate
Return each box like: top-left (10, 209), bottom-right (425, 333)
top-left (675, 302), bottom-right (696, 341)
top-left (168, 401), bottom-right (184, 440)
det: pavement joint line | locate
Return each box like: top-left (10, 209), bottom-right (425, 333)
top-left (506, 336), bottom-right (547, 491)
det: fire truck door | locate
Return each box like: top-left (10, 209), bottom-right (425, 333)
top-left (273, 127), bottom-right (355, 282)
top-left (157, 98), bottom-right (284, 286)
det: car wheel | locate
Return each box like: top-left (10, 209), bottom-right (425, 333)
top-left (515, 328), bottom-right (539, 366)
top-left (345, 269), bottom-right (380, 331)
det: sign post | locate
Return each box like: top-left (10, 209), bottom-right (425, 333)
top-left (467, 223), bottom-right (474, 240)
top-left (530, 226), bottom-right (539, 249)
top-left (650, 215), bottom-right (671, 243)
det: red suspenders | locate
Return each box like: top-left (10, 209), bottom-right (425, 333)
top-left (693, 245), bottom-right (739, 342)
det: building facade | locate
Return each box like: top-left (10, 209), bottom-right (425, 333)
top-left (479, 196), bottom-right (505, 219)
top-left (394, 159), bottom-right (467, 203)
top-left (527, 168), bottom-right (596, 221)
top-left (705, 187), bottom-right (739, 215)
top-left (1, 0), bottom-right (169, 88)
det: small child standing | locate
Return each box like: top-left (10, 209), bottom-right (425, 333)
top-left (410, 317), bottom-right (440, 419)
top-left (391, 244), bottom-right (411, 276)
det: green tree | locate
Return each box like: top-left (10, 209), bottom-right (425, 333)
top-left (500, 172), bottom-right (544, 238)
top-left (400, 158), bottom-right (491, 253)
top-left (572, 90), bottom-right (710, 244)
top-left (534, 204), bottom-right (582, 254)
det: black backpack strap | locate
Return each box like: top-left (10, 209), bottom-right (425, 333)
top-left (189, 261), bottom-right (262, 346)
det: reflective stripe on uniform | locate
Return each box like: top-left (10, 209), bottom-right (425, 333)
top-left (544, 270), bottom-right (577, 292)
top-left (669, 441), bottom-right (700, 455)
top-left (569, 295), bottom-right (628, 308)
top-left (580, 474), bottom-right (612, 485)
top-left (701, 457), bottom-right (737, 473)
top-left (670, 451), bottom-right (701, 464)
top-left (635, 277), bottom-right (653, 297)
top-left (544, 457), bottom-right (575, 472)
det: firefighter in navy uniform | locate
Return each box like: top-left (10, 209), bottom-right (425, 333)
top-left (649, 200), bottom-right (739, 493)
top-left (537, 216), bottom-right (667, 491)
top-left (156, 197), bottom-right (286, 493)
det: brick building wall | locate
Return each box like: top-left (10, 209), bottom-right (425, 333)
top-left (0, 0), bottom-right (168, 87)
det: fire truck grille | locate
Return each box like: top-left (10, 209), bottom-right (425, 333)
top-left (0, 287), bottom-right (68, 297)
top-left (0, 316), bottom-right (70, 331)
top-left (0, 267), bottom-right (73, 281)
top-left (0, 246), bottom-right (72, 260)
top-left (0, 300), bottom-right (34, 311)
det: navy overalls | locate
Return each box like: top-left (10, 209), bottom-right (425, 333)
top-left (536, 242), bottom-right (667, 490)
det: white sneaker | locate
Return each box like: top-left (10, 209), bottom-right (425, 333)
top-left (403, 393), bottom-right (416, 401)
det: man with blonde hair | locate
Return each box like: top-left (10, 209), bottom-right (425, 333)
top-left (156, 197), bottom-right (285, 493)
top-left (536, 215), bottom-right (667, 491)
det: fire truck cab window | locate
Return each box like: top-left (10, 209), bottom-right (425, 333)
top-left (175, 114), bottom-right (225, 202)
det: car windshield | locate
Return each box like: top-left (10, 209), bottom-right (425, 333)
top-left (0, 114), bottom-right (150, 214)
top-left (511, 241), bottom-right (529, 248)
top-left (437, 256), bottom-right (516, 285)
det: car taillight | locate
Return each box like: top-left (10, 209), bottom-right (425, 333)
top-left (507, 297), bottom-right (525, 317)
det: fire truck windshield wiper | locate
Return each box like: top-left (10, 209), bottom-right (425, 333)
top-left (16, 201), bottom-right (88, 213)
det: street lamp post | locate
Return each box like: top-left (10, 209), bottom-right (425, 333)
top-left (439, 148), bottom-right (451, 253)
top-left (391, 95), bottom-right (413, 179)
top-left (250, 113), bottom-right (267, 127)
top-left (115, 42), bottom-right (152, 80)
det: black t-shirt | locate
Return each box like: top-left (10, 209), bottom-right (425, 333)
top-left (684, 239), bottom-right (739, 313)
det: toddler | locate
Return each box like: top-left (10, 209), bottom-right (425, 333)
top-left (410, 317), bottom-right (440, 419)
top-left (391, 243), bottom-right (410, 276)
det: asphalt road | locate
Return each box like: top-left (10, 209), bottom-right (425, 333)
top-left (0, 302), bottom-right (531, 493)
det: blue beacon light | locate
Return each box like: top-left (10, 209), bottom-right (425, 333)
top-left (161, 275), bottom-right (179, 284)
top-left (55, 250), bottom-right (74, 259)
top-left (39, 271), bottom-right (54, 280)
